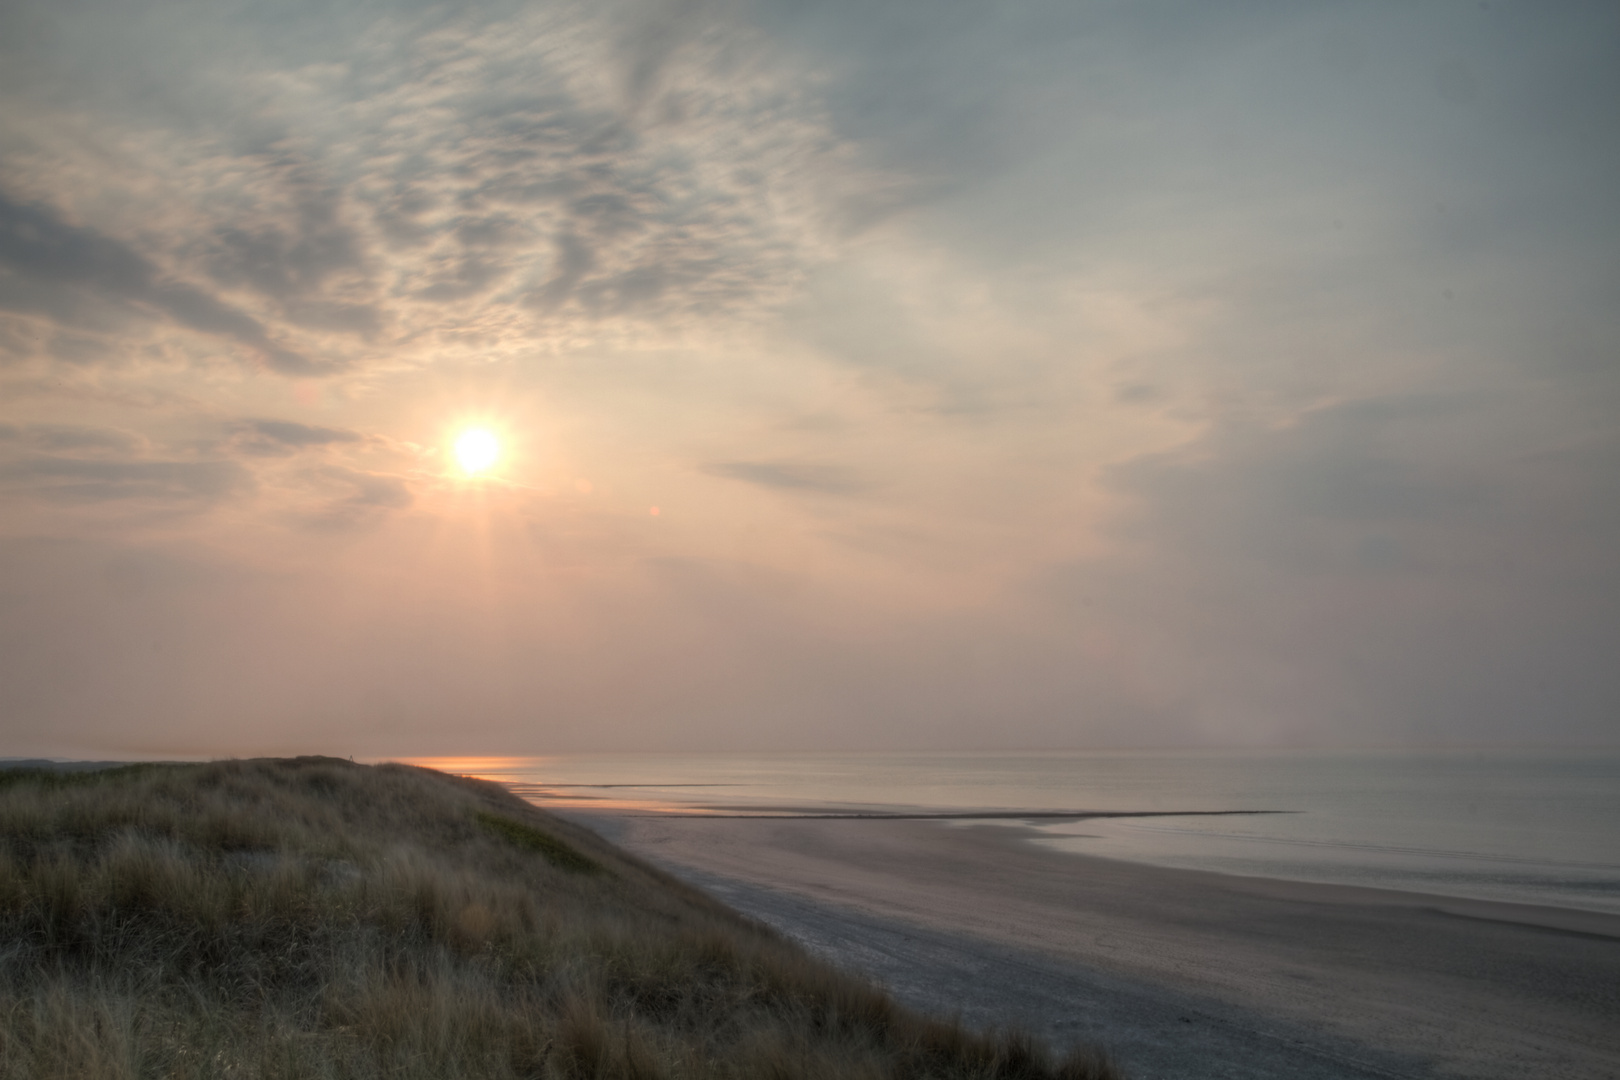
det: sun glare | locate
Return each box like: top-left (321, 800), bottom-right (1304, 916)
top-left (454, 428), bottom-right (500, 474)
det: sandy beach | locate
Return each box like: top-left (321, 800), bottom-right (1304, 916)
top-left (572, 811), bottom-right (1620, 1080)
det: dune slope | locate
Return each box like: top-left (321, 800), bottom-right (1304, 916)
top-left (0, 758), bottom-right (1114, 1080)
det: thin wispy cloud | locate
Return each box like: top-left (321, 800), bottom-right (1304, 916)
top-left (1, 457), bottom-right (252, 506)
top-left (701, 460), bottom-right (865, 495)
top-left (232, 419), bottom-right (367, 455)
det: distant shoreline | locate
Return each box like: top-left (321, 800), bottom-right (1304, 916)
top-left (498, 784), bottom-right (1295, 822)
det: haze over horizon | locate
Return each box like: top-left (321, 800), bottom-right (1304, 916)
top-left (2, 1), bottom-right (1617, 759)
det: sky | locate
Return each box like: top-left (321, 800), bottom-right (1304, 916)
top-left (1, 0), bottom-right (1617, 758)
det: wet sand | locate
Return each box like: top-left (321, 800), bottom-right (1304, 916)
top-left (573, 811), bottom-right (1620, 1080)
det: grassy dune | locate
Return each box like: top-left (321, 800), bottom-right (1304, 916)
top-left (0, 758), bottom-right (1117, 1079)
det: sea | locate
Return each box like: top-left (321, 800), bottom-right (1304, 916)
top-left (408, 749), bottom-right (1620, 917)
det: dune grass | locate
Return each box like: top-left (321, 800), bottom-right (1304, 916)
top-left (0, 757), bottom-right (1117, 1079)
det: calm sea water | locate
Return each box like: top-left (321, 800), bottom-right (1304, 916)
top-left (411, 750), bottom-right (1620, 916)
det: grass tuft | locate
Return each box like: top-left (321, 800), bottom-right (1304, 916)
top-left (476, 811), bottom-right (602, 874)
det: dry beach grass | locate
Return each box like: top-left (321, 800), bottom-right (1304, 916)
top-left (0, 758), bottom-right (1116, 1079)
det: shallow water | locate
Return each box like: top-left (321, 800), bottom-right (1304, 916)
top-left (407, 749), bottom-right (1620, 915)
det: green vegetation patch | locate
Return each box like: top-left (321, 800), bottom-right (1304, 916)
top-left (475, 810), bottom-right (602, 874)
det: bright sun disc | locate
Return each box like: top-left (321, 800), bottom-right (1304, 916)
top-left (454, 428), bottom-right (500, 474)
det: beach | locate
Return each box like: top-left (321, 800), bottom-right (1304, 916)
top-left (575, 811), bottom-right (1620, 1080)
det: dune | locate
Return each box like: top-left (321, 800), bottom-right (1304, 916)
top-left (0, 758), bottom-right (1114, 1079)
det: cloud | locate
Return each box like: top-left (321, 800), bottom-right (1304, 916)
top-left (298, 466), bottom-right (413, 529)
top-left (0, 190), bottom-right (319, 374)
top-left (0, 457), bottom-right (252, 504)
top-left (1041, 392), bottom-right (1620, 742)
top-left (232, 418), bottom-right (365, 456)
top-left (0, 0), bottom-right (891, 389)
top-left (1104, 394), bottom-right (1608, 566)
top-left (701, 460), bottom-right (865, 494)
top-left (201, 171), bottom-right (363, 300)
top-left (334, 469), bottom-right (412, 510)
top-left (0, 423), bottom-right (145, 455)
top-left (192, 155), bottom-right (383, 338)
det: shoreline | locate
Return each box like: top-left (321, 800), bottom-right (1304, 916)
top-left (596, 807), bottom-right (1619, 928)
top-left (563, 807), bottom-right (1620, 1080)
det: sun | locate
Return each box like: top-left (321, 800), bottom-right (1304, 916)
top-left (454, 428), bottom-right (500, 475)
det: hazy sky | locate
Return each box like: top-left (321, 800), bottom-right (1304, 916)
top-left (2, 0), bottom-right (1616, 757)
